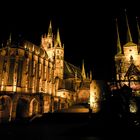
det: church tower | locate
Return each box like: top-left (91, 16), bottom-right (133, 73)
top-left (54, 28), bottom-right (64, 79)
top-left (41, 21), bottom-right (54, 60)
top-left (41, 22), bottom-right (64, 79)
top-left (115, 10), bottom-right (140, 89)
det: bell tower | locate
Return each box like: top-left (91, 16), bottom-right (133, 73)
top-left (115, 10), bottom-right (140, 88)
top-left (41, 21), bottom-right (64, 79)
top-left (54, 29), bottom-right (64, 79)
top-left (41, 21), bottom-right (54, 59)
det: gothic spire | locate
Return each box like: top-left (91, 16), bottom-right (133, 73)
top-left (90, 70), bottom-right (92, 81)
top-left (63, 43), bottom-right (64, 49)
top-left (116, 18), bottom-right (122, 54)
top-left (136, 17), bottom-right (140, 52)
top-left (125, 9), bottom-right (133, 42)
top-left (7, 33), bottom-right (12, 45)
top-left (87, 73), bottom-right (89, 80)
top-left (47, 21), bottom-right (52, 37)
top-left (55, 28), bottom-right (62, 47)
top-left (82, 60), bottom-right (86, 80)
top-left (9, 33), bottom-right (11, 43)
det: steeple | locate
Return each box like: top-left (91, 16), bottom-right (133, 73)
top-left (136, 17), bottom-right (140, 52)
top-left (116, 18), bottom-right (122, 54)
top-left (87, 73), bottom-right (89, 80)
top-left (1, 43), bottom-right (3, 48)
top-left (47, 21), bottom-right (52, 37)
top-left (63, 43), bottom-right (64, 49)
top-left (9, 33), bottom-right (11, 43)
top-left (81, 60), bottom-right (86, 80)
top-left (55, 28), bottom-right (62, 47)
top-left (90, 70), bottom-right (92, 81)
top-left (125, 9), bottom-right (133, 42)
top-left (7, 33), bottom-right (12, 45)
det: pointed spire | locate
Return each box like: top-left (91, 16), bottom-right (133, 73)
top-left (136, 17), bottom-right (140, 52)
top-left (47, 21), bottom-right (52, 37)
top-left (90, 70), bottom-right (92, 81)
top-left (125, 9), bottom-right (133, 42)
top-left (1, 43), bottom-right (3, 48)
top-left (81, 60), bottom-right (86, 80)
top-left (116, 18), bottom-right (122, 54)
top-left (55, 28), bottom-right (62, 47)
top-left (7, 33), bottom-right (12, 45)
top-left (9, 33), bottom-right (11, 43)
top-left (63, 43), bottom-right (65, 49)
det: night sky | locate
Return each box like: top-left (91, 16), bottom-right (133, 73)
top-left (0, 1), bottom-right (140, 80)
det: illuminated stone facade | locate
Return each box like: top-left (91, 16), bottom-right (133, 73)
top-left (115, 13), bottom-right (140, 94)
top-left (115, 42), bottom-right (140, 88)
top-left (0, 22), bottom-right (102, 122)
top-left (90, 80), bottom-right (101, 113)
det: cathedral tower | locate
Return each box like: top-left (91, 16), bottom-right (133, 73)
top-left (115, 10), bottom-right (140, 89)
top-left (54, 28), bottom-right (64, 79)
top-left (41, 21), bottom-right (53, 51)
top-left (41, 22), bottom-right (64, 79)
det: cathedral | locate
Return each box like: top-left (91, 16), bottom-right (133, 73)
top-left (114, 10), bottom-right (140, 96)
top-left (0, 22), bottom-right (102, 123)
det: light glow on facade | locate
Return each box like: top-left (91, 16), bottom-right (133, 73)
top-left (90, 80), bottom-right (101, 113)
top-left (0, 21), bottom-right (103, 123)
top-left (1, 80), bottom-right (4, 91)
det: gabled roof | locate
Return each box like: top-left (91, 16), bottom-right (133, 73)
top-left (123, 42), bottom-right (137, 47)
top-left (125, 63), bottom-right (140, 77)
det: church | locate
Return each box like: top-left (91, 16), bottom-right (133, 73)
top-left (114, 10), bottom-right (140, 96)
top-left (0, 21), bottom-right (102, 123)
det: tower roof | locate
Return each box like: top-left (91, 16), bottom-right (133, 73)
top-left (125, 9), bottom-right (133, 43)
top-left (116, 18), bottom-right (122, 54)
top-left (123, 42), bottom-right (137, 47)
top-left (56, 28), bottom-right (62, 47)
top-left (64, 61), bottom-right (83, 79)
top-left (136, 17), bottom-right (140, 53)
top-left (125, 63), bottom-right (140, 77)
top-left (47, 21), bottom-right (53, 36)
top-left (81, 60), bottom-right (86, 80)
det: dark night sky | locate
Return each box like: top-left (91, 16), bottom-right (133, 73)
top-left (0, 1), bottom-right (140, 80)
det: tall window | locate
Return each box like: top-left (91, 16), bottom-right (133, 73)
top-left (39, 63), bottom-right (42, 78)
top-left (17, 60), bottom-right (23, 86)
top-left (8, 59), bottom-right (15, 85)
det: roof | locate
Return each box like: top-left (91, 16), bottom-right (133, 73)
top-left (64, 61), bottom-right (83, 79)
top-left (123, 42), bottom-right (137, 47)
top-left (125, 63), bottom-right (140, 77)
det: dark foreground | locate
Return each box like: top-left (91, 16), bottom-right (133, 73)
top-left (0, 112), bottom-right (140, 140)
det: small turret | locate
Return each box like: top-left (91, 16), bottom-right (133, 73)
top-left (81, 60), bottom-right (86, 80)
top-left (7, 33), bottom-right (12, 46)
top-left (86, 73), bottom-right (89, 80)
top-left (90, 70), bottom-right (92, 82)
